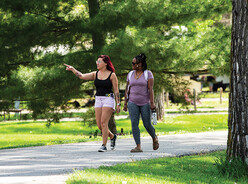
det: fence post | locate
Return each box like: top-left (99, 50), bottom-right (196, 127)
top-left (193, 89), bottom-right (197, 111)
top-left (220, 87), bottom-right (223, 104)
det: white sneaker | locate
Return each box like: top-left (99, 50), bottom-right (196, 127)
top-left (98, 144), bottom-right (107, 152)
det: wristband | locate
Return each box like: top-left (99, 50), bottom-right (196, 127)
top-left (117, 103), bottom-right (121, 106)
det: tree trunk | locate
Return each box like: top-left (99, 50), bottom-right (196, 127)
top-left (155, 90), bottom-right (164, 120)
top-left (227, 0), bottom-right (248, 165)
top-left (87, 0), bottom-right (105, 51)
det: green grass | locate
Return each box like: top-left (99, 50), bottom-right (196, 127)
top-left (156, 114), bottom-right (227, 135)
top-left (0, 134), bottom-right (97, 149)
top-left (66, 150), bottom-right (248, 184)
top-left (0, 121), bottom-right (101, 149)
top-left (0, 114), bottom-right (227, 149)
top-left (195, 100), bottom-right (228, 109)
top-left (198, 91), bottom-right (229, 98)
top-left (166, 97), bottom-right (228, 110)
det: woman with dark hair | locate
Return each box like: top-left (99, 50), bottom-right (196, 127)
top-left (64, 55), bottom-right (120, 152)
top-left (123, 53), bottom-right (159, 152)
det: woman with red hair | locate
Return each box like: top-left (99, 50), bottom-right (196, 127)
top-left (64, 55), bottom-right (120, 152)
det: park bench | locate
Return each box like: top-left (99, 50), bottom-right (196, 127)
top-left (1, 109), bottom-right (22, 121)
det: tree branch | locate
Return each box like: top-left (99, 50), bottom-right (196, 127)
top-left (5, 61), bottom-right (31, 66)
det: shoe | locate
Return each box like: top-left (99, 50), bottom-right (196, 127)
top-left (98, 144), bottom-right (107, 152)
top-left (130, 147), bottom-right (143, 153)
top-left (110, 134), bottom-right (117, 150)
top-left (153, 136), bottom-right (159, 150)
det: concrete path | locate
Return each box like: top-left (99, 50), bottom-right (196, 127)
top-left (0, 131), bottom-right (227, 184)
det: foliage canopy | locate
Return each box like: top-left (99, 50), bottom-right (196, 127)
top-left (0, 0), bottom-right (231, 119)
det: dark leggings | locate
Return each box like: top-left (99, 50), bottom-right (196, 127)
top-left (128, 102), bottom-right (156, 145)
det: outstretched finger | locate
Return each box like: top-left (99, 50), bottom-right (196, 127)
top-left (64, 64), bottom-right (70, 67)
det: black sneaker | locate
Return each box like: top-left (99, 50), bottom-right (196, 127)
top-left (98, 144), bottom-right (107, 152)
top-left (110, 134), bottom-right (117, 150)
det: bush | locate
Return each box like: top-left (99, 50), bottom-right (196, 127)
top-left (80, 107), bottom-right (96, 127)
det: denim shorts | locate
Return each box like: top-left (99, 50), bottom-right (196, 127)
top-left (95, 96), bottom-right (115, 110)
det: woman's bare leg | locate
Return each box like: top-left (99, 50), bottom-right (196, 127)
top-left (101, 107), bottom-right (114, 145)
top-left (95, 107), bottom-right (102, 132)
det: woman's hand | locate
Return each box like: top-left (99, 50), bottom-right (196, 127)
top-left (150, 102), bottom-right (156, 110)
top-left (123, 104), bottom-right (128, 112)
top-left (64, 64), bottom-right (74, 71)
top-left (116, 105), bottom-right (121, 113)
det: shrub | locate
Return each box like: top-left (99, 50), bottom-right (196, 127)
top-left (80, 107), bottom-right (96, 127)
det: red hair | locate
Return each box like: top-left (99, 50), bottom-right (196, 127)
top-left (98, 55), bottom-right (115, 72)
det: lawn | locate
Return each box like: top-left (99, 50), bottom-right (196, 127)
top-left (0, 121), bottom-right (101, 149)
top-left (166, 92), bottom-right (229, 111)
top-left (0, 114), bottom-right (227, 149)
top-left (66, 150), bottom-right (248, 184)
top-left (198, 91), bottom-right (229, 98)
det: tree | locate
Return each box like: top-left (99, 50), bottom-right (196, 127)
top-left (227, 0), bottom-right (248, 164)
top-left (0, 0), bottom-right (231, 121)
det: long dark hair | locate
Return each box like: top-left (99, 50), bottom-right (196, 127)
top-left (135, 53), bottom-right (147, 71)
top-left (98, 55), bottom-right (115, 72)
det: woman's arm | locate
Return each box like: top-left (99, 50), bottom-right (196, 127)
top-left (148, 78), bottom-right (156, 110)
top-left (123, 81), bottom-right (129, 112)
top-left (111, 73), bottom-right (120, 113)
top-left (64, 64), bottom-right (95, 80)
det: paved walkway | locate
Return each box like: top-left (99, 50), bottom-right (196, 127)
top-left (0, 131), bottom-right (228, 184)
